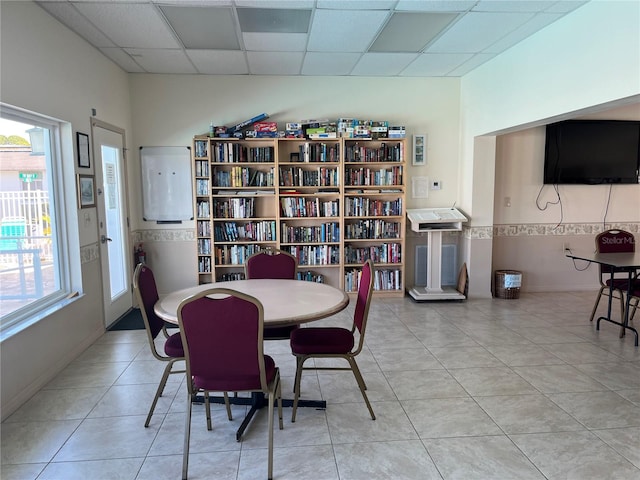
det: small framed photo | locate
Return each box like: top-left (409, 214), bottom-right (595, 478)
top-left (77, 174), bottom-right (96, 208)
top-left (413, 134), bottom-right (426, 166)
top-left (77, 132), bottom-right (90, 168)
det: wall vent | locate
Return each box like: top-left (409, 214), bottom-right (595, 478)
top-left (415, 244), bottom-right (457, 287)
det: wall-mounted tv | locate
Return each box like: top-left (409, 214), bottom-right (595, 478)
top-left (543, 119), bottom-right (640, 185)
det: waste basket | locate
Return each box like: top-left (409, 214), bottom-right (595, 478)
top-left (494, 270), bottom-right (522, 299)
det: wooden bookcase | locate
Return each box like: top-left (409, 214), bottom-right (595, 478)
top-left (192, 135), bottom-right (406, 296)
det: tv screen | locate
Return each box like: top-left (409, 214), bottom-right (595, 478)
top-left (543, 120), bottom-right (640, 185)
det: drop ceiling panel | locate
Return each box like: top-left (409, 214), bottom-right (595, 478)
top-left (472, 1), bottom-right (557, 12)
top-left (73, 3), bottom-right (180, 49)
top-left (352, 53), bottom-right (419, 76)
top-left (317, 0), bottom-right (397, 9)
top-left (246, 51), bottom-right (304, 74)
top-left (369, 12), bottom-right (458, 52)
top-left (243, 32), bottom-right (307, 52)
top-left (401, 53), bottom-right (474, 76)
top-left (307, 9), bottom-right (389, 52)
top-left (37, 2), bottom-right (115, 48)
top-left (187, 50), bottom-right (249, 74)
top-left (301, 52), bottom-right (361, 76)
top-left (99, 48), bottom-right (145, 73)
top-left (237, 8), bottom-right (311, 33)
top-left (124, 49), bottom-right (197, 74)
top-left (426, 12), bottom-right (535, 53)
top-left (394, 0), bottom-right (476, 12)
top-left (161, 6), bottom-right (240, 50)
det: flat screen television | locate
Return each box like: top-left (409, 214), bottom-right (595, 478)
top-left (543, 119), bottom-right (640, 185)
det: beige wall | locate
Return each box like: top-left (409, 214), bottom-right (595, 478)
top-left (493, 103), bottom-right (640, 292)
top-left (127, 75), bottom-right (463, 294)
top-left (459, 0), bottom-right (640, 296)
top-left (0, 1), bottom-right (132, 419)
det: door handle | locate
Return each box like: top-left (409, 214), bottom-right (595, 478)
top-left (100, 235), bottom-right (112, 243)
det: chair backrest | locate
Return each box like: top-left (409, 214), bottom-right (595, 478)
top-left (133, 263), bottom-right (166, 342)
top-left (352, 259), bottom-right (374, 354)
top-left (596, 229), bottom-right (635, 253)
top-left (177, 288), bottom-right (269, 394)
top-left (245, 247), bottom-right (297, 280)
top-left (595, 229), bottom-right (635, 278)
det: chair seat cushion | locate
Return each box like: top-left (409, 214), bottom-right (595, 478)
top-left (194, 355), bottom-right (277, 392)
top-left (164, 332), bottom-right (184, 358)
top-left (290, 327), bottom-right (354, 355)
top-left (605, 278), bottom-right (633, 289)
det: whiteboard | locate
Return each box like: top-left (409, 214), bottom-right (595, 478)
top-left (141, 146), bottom-right (193, 222)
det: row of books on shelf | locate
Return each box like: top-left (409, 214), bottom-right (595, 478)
top-left (344, 268), bottom-right (402, 292)
top-left (344, 142), bottom-right (404, 163)
top-left (344, 219), bottom-right (401, 239)
top-left (195, 140), bottom-right (208, 158)
top-left (214, 244), bottom-right (263, 265)
top-left (280, 197), bottom-right (340, 218)
top-left (213, 197), bottom-right (255, 219)
top-left (278, 167), bottom-right (339, 188)
top-left (195, 179), bottom-right (210, 196)
top-left (296, 270), bottom-right (325, 283)
top-left (198, 256), bottom-right (212, 273)
top-left (344, 166), bottom-right (403, 187)
top-left (212, 143), bottom-right (274, 163)
top-left (283, 245), bottom-right (340, 266)
top-left (213, 167), bottom-right (275, 188)
top-left (195, 160), bottom-right (210, 177)
top-left (345, 197), bottom-right (403, 217)
top-left (344, 243), bottom-right (401, 264)
top-left (297, 142), bottom-right (340, 163)
top-left (197, 220), bottom-right (211, 237)
top-left (197, 238), bottom-right (211, 254)
top-left (213, 220), bottom-right (277, 242)
top-left (196, 201), bottom-right (210, 218)
top-left (280, 222), bottom-right (340, 244)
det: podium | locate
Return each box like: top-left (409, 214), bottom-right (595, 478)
top-left (406, 207), bottom-right (468, 301)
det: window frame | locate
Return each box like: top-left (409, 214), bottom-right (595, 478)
top-left (0, 104), bottom-right (80, 340)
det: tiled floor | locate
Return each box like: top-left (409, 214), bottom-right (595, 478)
top-left (3, 291), bottom-right (640, 480)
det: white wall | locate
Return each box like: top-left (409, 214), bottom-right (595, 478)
top-left (127, 75), bottom-right (462, 294)
top-left (459, 0), bottom-right (640, 296)
top-left (0, 1), bottom-right (132, 419)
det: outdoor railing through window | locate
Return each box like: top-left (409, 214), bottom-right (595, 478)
top-left (0, 190), bottom-right (54, 316)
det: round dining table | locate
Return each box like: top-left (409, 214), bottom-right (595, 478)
top-left (154, 278), bottom-right (350, 326)
top-left (154, 278), bottom-right (350, 440)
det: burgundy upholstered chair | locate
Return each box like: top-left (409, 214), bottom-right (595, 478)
top-left (178, 288), bottom-right (283, 480)
top-left (245, 247), bottom-right (299, 340)
top-left (133, 263), bottom-right (185, 427)
top-left (290, 259), bottom-right (376, 422)
top-left (589, 229), bottom-right (636, 324)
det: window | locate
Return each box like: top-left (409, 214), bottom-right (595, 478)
top-left (0, 104), bottom-right (76, 338)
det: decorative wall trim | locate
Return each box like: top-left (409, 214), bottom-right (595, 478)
top-left (133, 228), bottom-right (195, 243)
top-left (493, 222), bottom-right (639, 237)
top-left (463, 223), bottom-right (639, 240)
top-left (80, 243), bottom-right (99, 264)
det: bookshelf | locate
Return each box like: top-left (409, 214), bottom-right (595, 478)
top-left (192, 135), bottom-right (406, 296)
top-left (343, 138), bottom-right (406, 296)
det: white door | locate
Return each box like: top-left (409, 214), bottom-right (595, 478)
top-left (92, 120), bottom-right (132, 328)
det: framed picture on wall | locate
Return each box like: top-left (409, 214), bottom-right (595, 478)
top-left (77, 174), bottom-right (96, 208)
top-left (77, 132), bottom-right (90, 168)
top-left (413, 134), bottom-right (426, 166)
